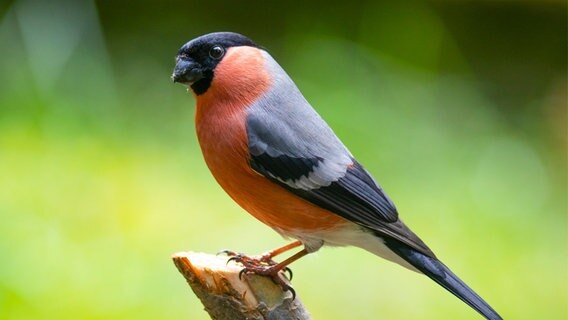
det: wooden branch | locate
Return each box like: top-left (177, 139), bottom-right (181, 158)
top-left (172, 252), bottom-right (312, 320)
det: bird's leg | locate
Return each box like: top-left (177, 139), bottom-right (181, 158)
top-left (220, 241), bottom-right (303, 281)
top-left (258, 240), bottom-right (303, 263)
top-left (217, 240), bottom-right (302, 265)
top-left (238, 248), bottom-right (309, 299)
top-left (219, 241), bottom-right (308, 298)
top-left (254, 240), bottom-right (302, 280)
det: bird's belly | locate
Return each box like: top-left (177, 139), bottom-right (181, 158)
top-left (196, 113), bottom-right (348, 237)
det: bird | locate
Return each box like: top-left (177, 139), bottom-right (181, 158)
top-left (172, 31), bottom-right (502, 320)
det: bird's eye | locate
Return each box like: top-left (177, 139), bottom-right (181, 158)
top-left (209, 45), bottom-right (225, 59)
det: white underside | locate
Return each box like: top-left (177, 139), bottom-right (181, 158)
top-left (275, 224), bottom-right (419, 273)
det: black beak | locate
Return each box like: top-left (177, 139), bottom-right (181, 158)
top-left (172, 57), bottom-right (204, 84)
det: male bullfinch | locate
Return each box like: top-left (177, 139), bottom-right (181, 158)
top-left (172, 32), bottom-right (502, 320)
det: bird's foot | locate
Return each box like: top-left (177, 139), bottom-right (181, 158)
top-left (239, 263), bottom-right (296, 299)
top-left (219, 250), bottom-right (295, 298)
top-left (218, 249), bottom-right (279, 265)
top-left (218, 249), bottom-right (288, 269)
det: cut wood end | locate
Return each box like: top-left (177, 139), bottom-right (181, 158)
top-left (173, 251), bottom-right (312, 320)
top-left (172, 251), bottom-right (293, 308)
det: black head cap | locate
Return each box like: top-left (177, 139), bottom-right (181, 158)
top-left (172, 32), bottom-right (261, 95)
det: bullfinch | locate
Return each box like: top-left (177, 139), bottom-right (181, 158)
top-left (172, 32), bottom-right (502, 320)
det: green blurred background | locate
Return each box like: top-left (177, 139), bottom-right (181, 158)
top-left (0, 0), bottom-right (566, 319)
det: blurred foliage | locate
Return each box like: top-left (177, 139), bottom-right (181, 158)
top-left (0, 0), bottom-right (566, 319)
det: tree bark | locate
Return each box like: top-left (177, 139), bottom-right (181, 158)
top-left (172, 252), bottom-right (312, 320)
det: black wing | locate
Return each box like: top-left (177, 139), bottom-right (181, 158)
top-left (251, 154), bottom-right (399, 223)
top-left (250, 152), bottom-right (434, 257)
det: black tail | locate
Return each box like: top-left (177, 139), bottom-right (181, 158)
top-left (385, 239), bottom-right (503, 320)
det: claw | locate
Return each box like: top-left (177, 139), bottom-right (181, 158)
top-left (286, 285), bottom-right (296, 300)
top-left (217, 249), bottom-right (238, 256)
top-left (226, 256), bottom-right (241, 265)
top-left (239, 268), bottom-right (247, 280)
top-left (283, 267), bottom-right (293, 281)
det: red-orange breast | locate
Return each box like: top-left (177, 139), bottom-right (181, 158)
top-left (194, 46), bottom-right (348, 237)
